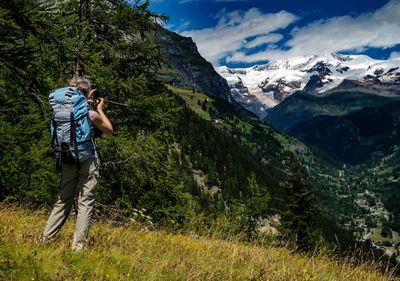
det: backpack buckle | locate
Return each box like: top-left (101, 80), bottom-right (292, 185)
top-left (60, 142), bottom-right (77, 165)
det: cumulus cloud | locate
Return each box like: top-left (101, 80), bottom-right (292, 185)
top-left (245, 34), bottom-right (283, 49)
top-left (389, 51), bottom-right (400, 59)
top-left (181, 8), bottom-right (298, 65)
top-left (183, 0), bottom-right (400, 65)
top-left (273, 0), bottom-right (400, 60)
top-left (173, 20), bottom-right (191, 33)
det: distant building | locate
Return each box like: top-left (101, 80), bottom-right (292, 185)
top-left (210, 119), bottom-right (224, 124)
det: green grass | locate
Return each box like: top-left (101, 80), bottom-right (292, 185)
top-left (370, 228), bottom-right (387, 243)
top-left (167, 85), bottom-right (213, 120)
top-left (1, 203), bottom-right (399, 281)
top-left (157, 69), bottom-right (193, 90)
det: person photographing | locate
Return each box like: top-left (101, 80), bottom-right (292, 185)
top-left (87, 89), bottom-right (113, 136)
top-left (41, 76), bottom-right (112, 252)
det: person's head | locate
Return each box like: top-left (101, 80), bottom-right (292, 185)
top-left (68, 76), bottom-right (92, 98)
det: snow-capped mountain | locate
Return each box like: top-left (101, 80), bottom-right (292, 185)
top-left (216, 54), bottom-right (400, 118)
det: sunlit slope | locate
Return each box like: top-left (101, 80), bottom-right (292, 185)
top-left (1, 206), bottom-right (397, 279)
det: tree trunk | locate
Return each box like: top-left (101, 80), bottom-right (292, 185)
top-left (79, 0), bottom-right (90, 22)
top-left (75, 0), bottom-right (90, 76)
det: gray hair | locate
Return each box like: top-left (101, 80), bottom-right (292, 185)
top-left (68, 76), bottom-right (92, 94)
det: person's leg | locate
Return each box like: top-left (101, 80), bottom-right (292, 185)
top-left (42, 164), bottom-right (78, 240)
top-left (72, 158), bottom-right (99, 251)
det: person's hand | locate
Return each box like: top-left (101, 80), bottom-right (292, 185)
top-left (87, 89), bottom-right (97, 103)
top-left (95, 97), bottom-right (105, 111)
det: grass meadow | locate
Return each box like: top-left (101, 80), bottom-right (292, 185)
top-left (0, 203), bottom-right (398, 281)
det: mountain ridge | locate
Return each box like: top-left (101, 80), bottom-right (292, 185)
top-left (288, 99), bottom-right (400, 164)
top-left (217, 54), bottom-right (400, 118)
top-left (264, 90), bottom-right (400, 131)
top-left (151, 25), bottom-right (231, 100)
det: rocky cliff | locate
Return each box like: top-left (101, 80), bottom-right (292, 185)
top-left (152, 25), bottom-right (231, 100)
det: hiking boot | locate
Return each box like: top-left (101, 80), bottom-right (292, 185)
top-left (72, 241), bottom-right (86, 253)
top-left (39, 235), bottom-right (49, 245)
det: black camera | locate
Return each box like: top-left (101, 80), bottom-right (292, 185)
top-left (89, 90), bottom-right (104, 138)
top-left (92, 89), bottom-right (100, 101)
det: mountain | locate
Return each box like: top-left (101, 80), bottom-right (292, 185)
top-left (147, 27), bottom-right (400, 255)
top-left (264, 91), bottom-right (399, 132)
top-left (287, 100), bottom-right (400, 164)
top-left (216, 54), bottom-right (400, 118)
top-left (151, 25), bottom-right (231, 100)
top-left (149, 27), bottom-right (376, 221)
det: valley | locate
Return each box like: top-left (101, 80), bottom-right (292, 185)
top-left (152, 23), bottom-right (400, 263)
top-left (168, 82), bottom-right (400, 260)
top-left (334, 170), bottom-right (400, 257)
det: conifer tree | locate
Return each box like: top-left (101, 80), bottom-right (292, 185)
top-left (277, 159), bottom-right (319, 251)
top-left (0, 0), bottom-right (193, 223)
top-left (238, 172), bottom-right (270, 240)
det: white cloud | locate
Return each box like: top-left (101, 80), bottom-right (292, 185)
top-left (173, 20), bottom-right (191, 33)
top-left (389, 51), bottom-right (400, 59)
top-left (163, 23), bottom-right (175, 30)
top-left (181, 8), bottom-right (298, 65)
top-left (245, 33), bottom-right (283, 49)
top-left (182, 0), bottom-right (400, 65)
top-left (227, 48), bottom-right (275, 63)
top-left (272, 0), bottom-right (400, 60)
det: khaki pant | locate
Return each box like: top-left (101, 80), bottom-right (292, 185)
top-left (42, 158), bottom-right (99, 250)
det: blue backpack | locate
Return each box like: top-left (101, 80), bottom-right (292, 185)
top-left (49, 87), bottom-right (95, 168)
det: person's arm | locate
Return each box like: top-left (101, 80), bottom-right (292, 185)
top-left (90, 97), bottom-right (113, 135)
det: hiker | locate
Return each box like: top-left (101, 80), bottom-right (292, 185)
top-left (41, 76), bottom-right (113, 252)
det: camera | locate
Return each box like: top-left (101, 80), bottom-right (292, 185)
top-left (92, 89), bottom-right (100, 101)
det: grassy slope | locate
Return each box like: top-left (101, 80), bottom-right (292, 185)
top-left (1, 204), bottom-right (397, 281)
top-left (167, 85), bottom-right (213, 120)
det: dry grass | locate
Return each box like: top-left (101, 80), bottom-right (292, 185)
top-left (0, 203), bottom-right (398, 281)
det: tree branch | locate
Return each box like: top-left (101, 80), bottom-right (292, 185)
top-left (2, 61), bottom-right (47, 118)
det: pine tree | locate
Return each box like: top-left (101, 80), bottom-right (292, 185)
top-left (0, 0), bottom-right (193, 223)
top-left (277, 159), bottom-right (319, 251)
top-left (240, 172), bottom-right (270, 240)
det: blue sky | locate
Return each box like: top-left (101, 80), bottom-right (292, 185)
top-left (149, 0), bottom-right (400, 68)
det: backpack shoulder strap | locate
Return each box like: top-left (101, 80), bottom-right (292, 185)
top-left (50, 113), bottom-right (58, 147)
